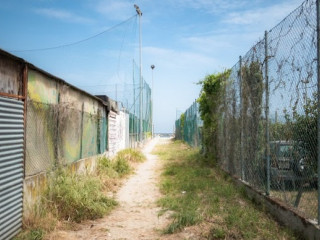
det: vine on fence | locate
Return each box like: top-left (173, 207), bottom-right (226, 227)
top-left (197, 70), bottom-right (230, 161)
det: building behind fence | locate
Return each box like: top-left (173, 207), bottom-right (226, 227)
top-left (176, 0), bottom-right (320, 225)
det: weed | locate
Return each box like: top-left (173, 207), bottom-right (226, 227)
top-left (113, 157), bottom-right (131, 177)
top-left (208, 227), bottom-right (226, 239)
top-left (98, 149), bottom-right (146, 178)
top-left (45, 169), bottom-right (117, 223)
top-left (16, 149), bottom-right (146, 239)
top-left (97, 156), bottom-right (119, 178)
top-left (116, 149), bottom-right (146, 163)
top-left (14, 228), bottom-right (44, 240)
top-left (155, 140), bottom-right (297, 239)
top-left (164, 211), bottom-right (200, 234)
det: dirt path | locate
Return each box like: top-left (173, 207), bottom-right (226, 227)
top-left (49, 137), bottom-right (170, 240)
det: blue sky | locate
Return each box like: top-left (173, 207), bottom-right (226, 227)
top-left (0, 0), bottom-right (303, 132)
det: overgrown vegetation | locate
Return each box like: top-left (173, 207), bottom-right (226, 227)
top-left (154, 140), bottom-right (297, 239)
top-left (15, 148), bottom-right (145, 240)
top-left (242, 62), bottom-right (264, 167)
top-left (197, 70), bottom-right (230, 161)
top-left (45, 169), bottom-right (118, 223)
top-left (284, 94), bottom-right (317, 173)
top-left (267, 93), bottom-right (318, 175)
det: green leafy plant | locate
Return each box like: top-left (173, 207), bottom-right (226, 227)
top-left (197, 70), bottom-right (231, 161)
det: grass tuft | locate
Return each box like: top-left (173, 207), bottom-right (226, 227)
top-left (97, 156), bottom-right (119, 178)
top-left (155, 140), bottom-right (297, 239)
top-left (45, 169), bottom-right (117, 223)
top-left (116, 149), bottom-right (146, 163)
top-left (14, 228), bottom-right (44, 240)
top-left (113, 156), bottom-right (131, 176)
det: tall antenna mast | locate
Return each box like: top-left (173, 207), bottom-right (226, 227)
top-left (134, 4), bottom-right (143, 142)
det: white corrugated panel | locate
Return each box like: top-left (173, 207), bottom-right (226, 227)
top-left (108, 111), bottom-right (118, 156)
top-left (0, 96), bottom-right (24, 240)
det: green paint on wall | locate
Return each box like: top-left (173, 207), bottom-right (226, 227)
top-left (28, 70), bottom-right (58, 104)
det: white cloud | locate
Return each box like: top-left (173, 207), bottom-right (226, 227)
top-left (34, 8), bottom-right (94, 24)
top-left (94, 1), bottom-right (133, 21)
top-left (143, 46), bottom-right (219, 78)
top-left (223, 0), bottom-right (302, 27)
top-left (177, 0), bottom-right (306, 69)
top-left (165, 0), bottom-right (251, 14)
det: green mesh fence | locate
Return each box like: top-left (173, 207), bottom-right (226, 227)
top-left (26, 100), bottom-right (107, 176)
top-left (175, 100), bottom-right (202, 147)
top-left (126, 60), bottom-right (152, 145)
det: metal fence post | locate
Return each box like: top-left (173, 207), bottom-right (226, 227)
top-left (265, 30), bottom-right (271, 196)
top-left (239, 55), bottom-right (244, 180)
top-left (316, 0), bottom-right (320, 225)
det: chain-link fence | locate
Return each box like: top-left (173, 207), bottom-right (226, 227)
top-left (175, 100), bottom-right (202, 147)
top-left (26, 100), bottom-right (106, 176)
top-left (91, 60), bottom-right (152, 147)
top-left (127, 60), bottom-right (152, 146)
top-left (215, 0), bottom-right (318, 222)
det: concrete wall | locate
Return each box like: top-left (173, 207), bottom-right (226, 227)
top-left (26, 69), bottom-right (107, 175)
top-left (231, 175), bottom-right (320, 239)
top-left (24, 67), bottom-right (110, 217)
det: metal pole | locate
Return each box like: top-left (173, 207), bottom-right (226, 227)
top-left (265, 30), bottom-right (271, 196)
top-left (151, 65), bottom-right (155, 138)
top-left (133, 59), bottom-right (136, 146)
top-left (134, 5), bottom-right (143, 142)
top-left (115, 83), bottom-right (117, 102)
top-left (194, 99), bottom-right (198, 146)
top-left (239, 55), bottom-right (244, 180)
top-left (316, 0), bottom-right (320, 225)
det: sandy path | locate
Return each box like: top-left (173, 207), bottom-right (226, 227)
top-left (50, 137), bottom-right (170, 240)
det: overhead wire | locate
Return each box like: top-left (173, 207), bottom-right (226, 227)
top-left (10, 14), bottom-right (137, 53)
top-left (116, 13), bottom-right (136, 81)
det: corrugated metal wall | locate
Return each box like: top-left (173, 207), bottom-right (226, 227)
top-left (0, 96), bottom-right (24, 240)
